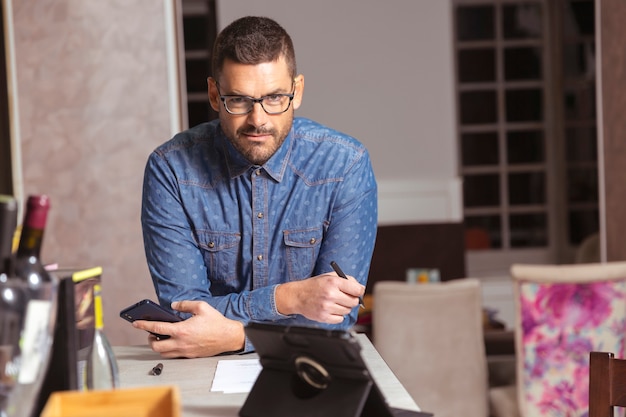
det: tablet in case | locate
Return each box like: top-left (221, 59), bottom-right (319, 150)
top-left (239, 322), bottom-right (431, 417)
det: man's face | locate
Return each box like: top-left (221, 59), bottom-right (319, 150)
top-left (209, 57), bottom-right (304, 165)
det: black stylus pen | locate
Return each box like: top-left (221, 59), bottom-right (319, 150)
top-left (330, 261), bottom-right (365, 309)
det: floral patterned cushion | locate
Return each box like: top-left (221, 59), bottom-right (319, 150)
top-left (518, 279), bottom-right (626, 417)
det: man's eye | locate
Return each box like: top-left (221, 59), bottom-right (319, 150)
top-left (264, 94), bottom-right (283, 104)
top-left (228, 97), bottom-right (248, 105)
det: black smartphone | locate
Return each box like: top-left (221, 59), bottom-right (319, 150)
top-left (119, 299), bottom-right (182, 339)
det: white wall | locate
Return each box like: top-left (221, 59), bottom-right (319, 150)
top-left (218, 1), bottom-right (462, 224)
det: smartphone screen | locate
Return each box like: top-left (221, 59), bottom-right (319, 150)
top-left (120, 299), bottom-right (182, 323)
top-left (119, 299), bottom-right (181, 339)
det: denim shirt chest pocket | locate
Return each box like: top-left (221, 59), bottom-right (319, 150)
top-left (196, 230), bottom-right (241, 285)
top-left (283, 226), bottom-right (323, 280)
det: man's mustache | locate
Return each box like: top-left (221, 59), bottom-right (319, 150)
top-left (239, 128), bottom-right (275, 136)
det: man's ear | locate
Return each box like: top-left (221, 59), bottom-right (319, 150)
top-left (292, 74), bottom-right (304, 110)
top-left (208, 77), bottom-right (220, 112)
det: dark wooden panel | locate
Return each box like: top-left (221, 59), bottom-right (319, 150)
top-left (366, 222), bottom-right (466, 293)
top-left (600, 0), bottom-right (626, 261)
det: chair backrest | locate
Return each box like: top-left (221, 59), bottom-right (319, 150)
top-left (372, 279), bottom-right (488, 417)
top-left (512, 262), bottom-right (626, 417)
top-left (589, 351), bottom-right (626, 417)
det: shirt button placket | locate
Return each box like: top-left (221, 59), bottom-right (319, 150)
top-left (256, 212), bottom-right (265, 263)
top-left (251, 168), bottom-right (268, 288)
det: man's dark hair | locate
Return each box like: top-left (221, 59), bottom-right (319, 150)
top-left (212, 16), bottom-right (296, 81)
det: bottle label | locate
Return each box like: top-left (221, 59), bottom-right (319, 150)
top-left (17, 299), bottom-right (52, 384)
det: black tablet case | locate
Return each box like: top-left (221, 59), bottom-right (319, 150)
top-left (239, 322), bottom-right (433, 417)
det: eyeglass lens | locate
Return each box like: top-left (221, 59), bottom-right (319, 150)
top-left (223, 95), bottom-right (292, 115)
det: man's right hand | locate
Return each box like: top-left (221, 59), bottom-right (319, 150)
top-left (275, 271), bottom-right (365, 323)
top-left (133, 300), bottom-right (245, 358)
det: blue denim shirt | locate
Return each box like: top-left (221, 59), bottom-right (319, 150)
top-left (141, 117), bottom-right (378, 352)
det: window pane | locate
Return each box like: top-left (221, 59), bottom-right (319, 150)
top-left (502, 4), bottom-right (543, 39)
top-left (457, 6), bottom-right (495, 41)
top-left (460, 91), bottom-right (498, 124)
top-left (506, 89), bottom-right (543, 122)
top-left (464, 216), bottom-right (502, 249)
top-left (458, 49), bottom-right (496, 83)
top-left (568, 1), bottom-right (595, 36)
top-left (508, 172), bottom-right (546, 205)
top-left (562, 42), bottom-right (595, 78)
top-left (568, 209), bottom-right (599, 246)
top-left (510, 213), bottom-right (548, 247)
top-left (567, 168), bottom-right (598, 203)
top-left (565, 127), bottom-right (597, 162)
top-left (504, 47), bottom-right (542, 81)
top-left (188, 101), bottom-right (211, 126)
top-left (462, 132), bottom-right (499, 166)
top-left (507, 130), bottom-right (544, 164)
top-left (183, 16), bottom-right (210, 50)
top-left (564, 84), bottom-right (596, 121)
top-left (464, 174), bottom-right (500, 207)
top-left (185, 58), bottom-right (210, 93)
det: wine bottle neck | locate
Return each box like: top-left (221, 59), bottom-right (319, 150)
top-left (17, 195), bottom-right (50, 260)
top-left (16, 227), bottom-right (45, 259)
top-left (13, 195), bottom-right (54, 286)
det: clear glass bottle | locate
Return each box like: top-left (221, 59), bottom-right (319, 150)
top-left (3, 195), bottom-right (58, 417)
top-left (85, 283), bottom-right (119, 390)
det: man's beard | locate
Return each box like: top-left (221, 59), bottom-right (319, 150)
top-left (223, 114), bottom-right (293, 165)
top-left (232, 127), bottom-right (283, 165)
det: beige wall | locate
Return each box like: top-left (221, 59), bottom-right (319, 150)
top-left (11, 0), bottom-right (179, 344)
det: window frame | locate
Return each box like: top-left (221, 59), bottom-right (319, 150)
top-left (454, 0), bottom-right (564, 276)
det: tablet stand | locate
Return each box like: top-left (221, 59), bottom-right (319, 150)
top-left (239, 355), bottom-right (395, 417)
top-left (238, 322), bottom-right (431, 417)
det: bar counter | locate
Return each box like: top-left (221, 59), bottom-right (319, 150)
top-left (113, 334), bottom-right (420, 417)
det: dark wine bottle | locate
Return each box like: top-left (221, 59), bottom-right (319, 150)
top-left (3, 195), bottom-right (58, 417)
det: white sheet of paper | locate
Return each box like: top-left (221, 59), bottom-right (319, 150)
top-left (210, 358), bottom-right (262, 393)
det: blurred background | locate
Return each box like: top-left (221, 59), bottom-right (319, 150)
top-left (0, 0), bottom-right (624, 344)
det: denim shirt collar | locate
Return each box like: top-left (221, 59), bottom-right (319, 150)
top-left (218, 124), bottom-right (293, 183)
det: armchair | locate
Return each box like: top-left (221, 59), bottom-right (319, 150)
top-left (372, 279), bottom-right (488, 417)
top-left (490, 262), bottom-right (626, 417)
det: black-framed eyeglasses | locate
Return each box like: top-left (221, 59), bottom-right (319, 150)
top-left (216, 82), bottom-right (295, 115)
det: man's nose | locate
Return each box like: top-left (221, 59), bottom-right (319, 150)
top-left (246, 102), bottom-right (268, 126)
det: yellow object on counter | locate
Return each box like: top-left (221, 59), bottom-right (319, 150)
top-left (41, 385), bottom-right (180, 417)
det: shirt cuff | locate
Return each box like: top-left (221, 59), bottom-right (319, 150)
top-left (247, 284), bottom-right (294, 321)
